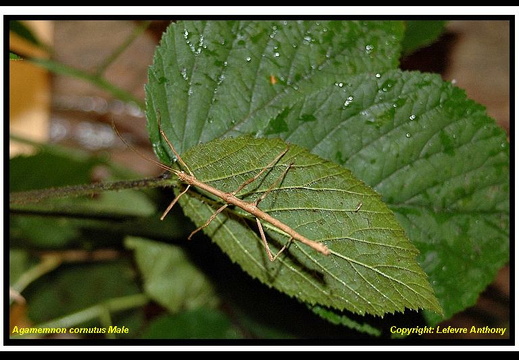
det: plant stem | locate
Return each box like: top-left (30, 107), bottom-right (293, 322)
top-left (9, 175), bottom-right (174, 206)
top-left (95, 21), bottom-right (152, 76)
top-left (10, 255), bottom-right (62, 305)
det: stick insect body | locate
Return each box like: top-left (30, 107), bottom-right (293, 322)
top-left (126, 123), bottom-right (331, 261)
top-left (160, 129), bottom-right (330, 260)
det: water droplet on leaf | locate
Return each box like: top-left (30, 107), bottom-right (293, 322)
top-left (343, 96), bottom-right (354, 108)
top-left (180, 68), bottom-right (188, 81)
top-left (380, 79), bottom-right (396, 92)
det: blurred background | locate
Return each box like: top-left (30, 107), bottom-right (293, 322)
top-left (9, 19), bottom-right (510, 340)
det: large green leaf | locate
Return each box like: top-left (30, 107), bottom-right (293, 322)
top-left (146, 20), bottom-right (404, 159)
top-left (145, 20), bottom-right (509, 322)
top-left (171, 136), bottom-right (441, 316)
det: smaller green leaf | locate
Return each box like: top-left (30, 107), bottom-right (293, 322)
top-left (169, 136), bottom-right (442, 317)
top-left (125, 237), bottom-right (218, 313)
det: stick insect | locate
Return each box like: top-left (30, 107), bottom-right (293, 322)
top-left (118, 122), bottom-right (331, 261)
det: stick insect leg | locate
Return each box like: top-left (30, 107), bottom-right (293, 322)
top-left (187, 203), bottom-right (229, 240)
top-left (229, 147), bottom-right (293, 261)
top-left (252, 163), bottom-right (294, 260)
top-left (161, 185), bottom-right (191, 220)
top-left (253, 162), bottom-right (293, 206)
top-left (231, 147), bottom-right (289, 196)
top-left (159, 127), bottom-right (193, 176)
top-left (256, 218), bottom-right (292, 261)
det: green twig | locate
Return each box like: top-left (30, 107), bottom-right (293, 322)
top-left (10, 20), bottom-right (54, 54)
top-left (12, 293), bottom-right (149, 338)
top-left (95, 21), bottom-right (152, 76)
top-left (9, 175), bottom-right (174, 206)
top-left (10, 255), bottom-right (62, 306)
top-left (28, 56), bottom-right (144, 110)
top-left (41, 293), bottom-right (149, 328)
top-left (99, 306), bottom-right (115, 339)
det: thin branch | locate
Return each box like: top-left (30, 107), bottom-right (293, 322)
top-left (12, 293), bottom-right (149, 338)
top-left (10, 255), bottom-right (62, 306)
top-left (28, 56), bottom-right (144, 110)
top-left (9, 175), bottom-right (174, 206)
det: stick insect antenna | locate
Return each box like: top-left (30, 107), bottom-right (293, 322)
top-left (111, 120), bottom-right (174, 174)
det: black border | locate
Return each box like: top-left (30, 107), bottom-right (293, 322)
top-left (4, 12), bottom-right (515, 350)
